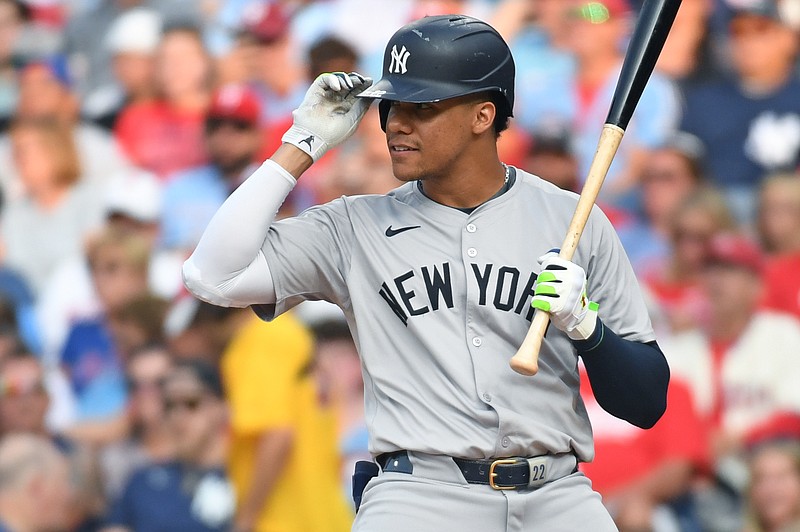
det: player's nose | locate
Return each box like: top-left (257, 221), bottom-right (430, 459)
top-left (385, 104), bottom-right (413, 135)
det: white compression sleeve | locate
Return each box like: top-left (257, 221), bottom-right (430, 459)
top-left (182, 159), bottom-right (296, 307)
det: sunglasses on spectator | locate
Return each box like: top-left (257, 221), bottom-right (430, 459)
top-left (205, 117), bottom-right (256, 132)
top-left (126, 377), bottom-right (166, 393)
top-left (163, 395), bottom-right (207, 414)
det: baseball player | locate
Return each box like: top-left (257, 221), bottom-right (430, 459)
top-left (184, 15), bottom-right (670, 531)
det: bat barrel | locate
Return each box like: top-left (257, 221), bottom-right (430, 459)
top-left (606, 0), bottom-right (683, 130)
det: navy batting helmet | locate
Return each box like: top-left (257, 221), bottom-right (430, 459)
top-left (358, 15), bottom-right (515, 128)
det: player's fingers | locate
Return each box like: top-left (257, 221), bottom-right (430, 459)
top-left (537, 248), bottom-right (561, 266)
top-left (321, 73), bottom-right (343, 92)
top-left (333, 71), bottom-right (354, 89)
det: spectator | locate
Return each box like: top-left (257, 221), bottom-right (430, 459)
top-left (522, 124), bottom-right (579, 193)
top-left (100, 344), bottom-right (174, 500)
top-left (0, 0), bottom-right (30, 129)
top-left (236, 1), bottom-right (304, 152)
top-left (83, 8), bottom-right (162, 130)
top-left (642, 187), bottom-right (736, 332)
top-left (36, 167), bottom-right (170, 365)
top-left (580, 369), bottom-right (708, 531)
top-left (743, 439), bottom-right (800, 532)
top-left (680, 0), bottom-right (800, 224)
top-left (159, 83), bottom-right (262, 251)
top-left (307, 35), bottom-right (358, 82)
top-left (662, 233), bottom-right (800, 529)
top-left (0, 300), bottom-right (23, 364)
top-left (103, 360), bottom-right (235, 532)
top-left (166, 300), bottom-right (352, 531)
top-left (114, 23), bottom-right (212, 180)
top-left (62, 0), bottom-right (202, 101)
top-left (760, 172), bottom-right (800, 319)
top-left (59, 228), bottom-right (151, 439)
top-left (516, 0), bottom-right (680, 210)
top-left (758, 172), bottom-right (800, 256)
top-left (109, 294), bottom-right (169, 362)
top-left (1, 117), bottom-right (105, 295)
top-left (493, 0), bottom-right (575, 134)
top-left (656, 0), bottom-right (714, 81)
top-left (0, 352), bottom-right (105, 529)
top-left (0, 273), bottom-right (38, 356)
top-left (309, 312), bottom-right (370, 502)
top-left (222, 308), bottom-right (352, 531)
top-left (0, 60), bottom-right (129, 199)
top-left (0, 433), bottom-right (73, 532)
top-left (617, 132), bottom-right (707, 272)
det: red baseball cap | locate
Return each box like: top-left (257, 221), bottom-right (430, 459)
top-left (240, 1), bottom-right (290, 43)
top-left (207, 84), bottom-right (261, 124)
top-left (706, 232), bottom-right (765, 273)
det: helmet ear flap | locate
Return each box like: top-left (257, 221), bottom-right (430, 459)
top-left (379, 100), bottom-right (391, 132)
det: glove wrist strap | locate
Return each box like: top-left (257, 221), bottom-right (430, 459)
top-left (282, 125), bottom-right (329, 162)
top-left (567, 302), bottom-right (599, 341)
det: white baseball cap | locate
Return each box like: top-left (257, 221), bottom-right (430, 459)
top-left (105, 167), bottom-right (163, 223)
top-left (105, 8), bottom-right (163, 55)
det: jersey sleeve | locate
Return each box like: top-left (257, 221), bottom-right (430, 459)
top-left (582, 206), bottom-right (656, 343)
top-left (259, 198), bottom-right (355, 319)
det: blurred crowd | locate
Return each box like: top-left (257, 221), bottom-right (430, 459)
top-left (0, 0), bottom-right (797, 530)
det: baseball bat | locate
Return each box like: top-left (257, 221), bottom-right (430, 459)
top-left (510, 0), bottom-right (682, 376)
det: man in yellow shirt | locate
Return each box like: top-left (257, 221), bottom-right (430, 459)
top-left (168, 301), bottom-right (352, 532)
top-left (167, 299), bottom-right (354, 532)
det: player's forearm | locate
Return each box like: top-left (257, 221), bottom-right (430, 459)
top-left (183, 151), bottom-right (303, 307)
top-left (577, 319), bottom-right (669, 429)
top-left (235, 429), bottom-right (294, 530)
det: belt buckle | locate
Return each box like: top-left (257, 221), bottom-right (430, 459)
top-left (488, 458), bottom-right (518, 490)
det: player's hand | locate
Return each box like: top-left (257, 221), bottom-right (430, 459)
top-left (282, 72), bottom-right (373, 162)
top-left (531, 250), bottom-right (599, 341)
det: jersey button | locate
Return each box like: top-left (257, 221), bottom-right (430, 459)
top-left (472, 337), bottom-right (482, 347)
top-left (467, 247), bottom-right (477, 257)
top-left (466, 224), bottom-right (477, 233)
top-left (501, 437), bottom-right (510, 448)
top-left (482, 393), bottom-right (492, 402)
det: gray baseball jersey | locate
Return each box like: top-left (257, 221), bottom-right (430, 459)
top-left (259, 167), bottom-right (654, 462)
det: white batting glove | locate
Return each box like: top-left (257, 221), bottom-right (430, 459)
top-left (531, 250), bottom-right (599, 341)
top-left (282, 72), bottom-right (373, 162)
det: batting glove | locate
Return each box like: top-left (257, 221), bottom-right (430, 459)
top-left (531, 250), bottom-right (599, 341)
top-left (282, 72), bottom-right (373, 162)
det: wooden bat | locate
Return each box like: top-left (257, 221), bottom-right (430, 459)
top-left (510, 0), bottom-right (683, 376)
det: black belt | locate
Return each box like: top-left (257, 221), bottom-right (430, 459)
top-left (377, 450), bottom-right (565, 490)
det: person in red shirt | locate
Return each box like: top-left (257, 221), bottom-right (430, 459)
top-left (581, 369), bottom-right (708, 531)
top-left (758, 172), bottom-right (800, 319)
top-left (642, 187), bottom-right (737, 333)
top-left (114, 24), bottom-right (211, 180)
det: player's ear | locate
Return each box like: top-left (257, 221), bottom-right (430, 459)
top-left (472, 100), bottom-right (495, 135)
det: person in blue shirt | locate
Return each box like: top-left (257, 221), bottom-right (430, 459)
top-left (159, 84), bottom-right (263, 252)
top-left (680, 1), bottom-right (800, 224)
top-left (103, 359), bottom-right (235, 532)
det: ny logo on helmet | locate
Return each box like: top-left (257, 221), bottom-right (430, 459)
top-left (389, 45), bottom-right (410, 74)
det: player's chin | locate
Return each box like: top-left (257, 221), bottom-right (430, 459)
top-left (389, 158), bottom-right (422, 182)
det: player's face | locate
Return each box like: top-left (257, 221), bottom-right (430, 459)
top-left (384, 96), bottom-right (488, 182)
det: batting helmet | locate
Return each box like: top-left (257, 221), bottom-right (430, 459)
top-left (358, 15), bottom-right (515, 128)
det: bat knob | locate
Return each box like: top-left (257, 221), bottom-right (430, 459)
top-left (510, 356), bottom-right (538, 376)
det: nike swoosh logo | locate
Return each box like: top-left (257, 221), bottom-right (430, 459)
top-left (385, 225), bottom-right (421, 237)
